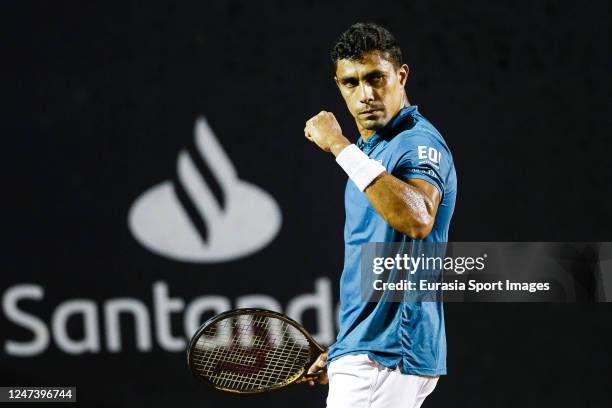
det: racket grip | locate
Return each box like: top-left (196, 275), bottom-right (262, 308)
top-left (303, 369), bottom-right (325, 379)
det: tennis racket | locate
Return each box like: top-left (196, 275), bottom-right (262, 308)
top-left (187, 308), bottom-right (326, 394)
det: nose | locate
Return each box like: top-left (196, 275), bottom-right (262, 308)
top-left (358, 82), bottom-right (374, 104)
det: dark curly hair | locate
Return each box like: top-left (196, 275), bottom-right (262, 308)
top-left (330, 23), bottom-right (402, 69)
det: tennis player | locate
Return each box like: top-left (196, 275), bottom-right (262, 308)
top-left (301, 23), bottom-right (457, 408)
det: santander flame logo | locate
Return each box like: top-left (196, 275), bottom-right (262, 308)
top-left (128, 117), bottom-right (282, 263)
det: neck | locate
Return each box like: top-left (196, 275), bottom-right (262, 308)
top-left (358, 127), bottom-right (377, 141)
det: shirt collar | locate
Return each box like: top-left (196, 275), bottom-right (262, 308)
top-left (357, 105), bottom-right (418, 152)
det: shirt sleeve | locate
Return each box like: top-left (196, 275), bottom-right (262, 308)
top-left (390, 132), bottom-right (447, 199)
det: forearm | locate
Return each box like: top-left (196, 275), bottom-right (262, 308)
top-left (364, 173), bottom-right (436, 240)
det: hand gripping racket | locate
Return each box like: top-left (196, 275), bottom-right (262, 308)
top-left (187, 308), bottom-right (326, 394)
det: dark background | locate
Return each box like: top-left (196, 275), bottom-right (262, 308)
top-left (2, 1), bottom-right (611, 407)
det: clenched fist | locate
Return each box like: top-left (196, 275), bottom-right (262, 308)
top-left (304, 111), bottom-right (350, 156)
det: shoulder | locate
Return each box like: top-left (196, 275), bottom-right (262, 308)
top-left (392, 113), bottom-right (454, 162)
top-left (385, 120), bottom-right (455, 177)
top-left (387, 126), bottom-right (446, 158)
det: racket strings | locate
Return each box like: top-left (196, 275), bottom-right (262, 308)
top-left (197, 317), bottom-right (307, 390)
top-left (191, 314), bottom-right (311, 392)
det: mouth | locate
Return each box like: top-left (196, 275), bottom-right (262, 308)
top-left (359, 109), bottom-right (382, 116)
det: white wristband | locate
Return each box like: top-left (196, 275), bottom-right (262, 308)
top-left (335, 144), bottom-right (385, 191)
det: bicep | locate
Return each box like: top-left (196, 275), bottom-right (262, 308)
top-left (403, 178), bottom-right (441, 218)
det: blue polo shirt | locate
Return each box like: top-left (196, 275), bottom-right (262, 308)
top-left (327, 105), bottom-right (457, 376)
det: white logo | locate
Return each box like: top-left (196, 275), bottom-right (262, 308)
top-left (128, 117), bottom-right (282, 263)
top-left (417, 146), bottom-right (441, 166)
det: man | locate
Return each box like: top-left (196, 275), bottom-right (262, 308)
top-left (301, 23), bottom-right (457, 408)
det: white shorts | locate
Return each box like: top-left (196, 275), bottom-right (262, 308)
top-left (326, 354), bottom-right (439, 408)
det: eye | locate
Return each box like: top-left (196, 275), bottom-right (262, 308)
top-left (343, 79), bottom-right (358, 88)
top-left (370, 74), bottom-right (384, 84)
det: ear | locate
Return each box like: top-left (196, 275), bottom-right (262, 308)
top-left (398, 64), bottom-right (409, 87)
top-left (334, 75), bottom-right (340, 89)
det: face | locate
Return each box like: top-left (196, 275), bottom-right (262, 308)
top-left (335, 51), bottom-right (409, 132)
